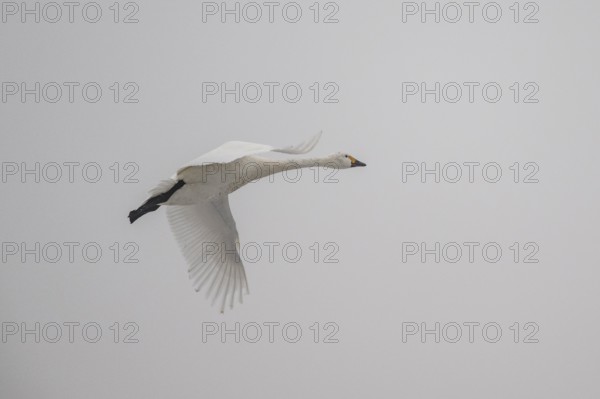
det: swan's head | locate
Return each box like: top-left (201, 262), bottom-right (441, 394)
top-left (331, 152), bottom-right (367, 169)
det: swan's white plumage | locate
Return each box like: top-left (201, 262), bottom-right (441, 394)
top-left (134, 131), bottom-right (368, 312)
top-left (163, 132), bottom-right (322, 312)
top-left (174, 131), bottom-right (322, 177)
top-left (167, 197), bottom-right (248, 312)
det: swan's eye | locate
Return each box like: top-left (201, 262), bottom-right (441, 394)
top-left (344, 155), bottom-right (348, 158)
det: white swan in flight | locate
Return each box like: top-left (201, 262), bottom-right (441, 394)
top-left (128, 132), bottom-right (366, 312)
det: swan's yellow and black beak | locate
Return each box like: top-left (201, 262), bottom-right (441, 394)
top-left (349, 155), bottom-right (367, 167)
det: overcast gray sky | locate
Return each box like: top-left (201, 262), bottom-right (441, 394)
top-left (1, 1), bottom-right (599, 398)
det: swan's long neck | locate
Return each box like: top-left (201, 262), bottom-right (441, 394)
top-left (222, 155), bottom-right (337, 193)
top-left (251, 155), bottom-right (336, 178)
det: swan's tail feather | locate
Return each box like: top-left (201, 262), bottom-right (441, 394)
top-left (128, 179), bottom-right (186, 224)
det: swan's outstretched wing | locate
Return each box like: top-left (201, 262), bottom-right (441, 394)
top-left (166, 196), bottom-right (248, 312)
top-left (176, 131), bottom-right (322, 175)
top-left (274, 130), bottom-right (323, 155)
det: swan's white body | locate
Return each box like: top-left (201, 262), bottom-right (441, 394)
top-left (135, 132), bottom-right (365, 312)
